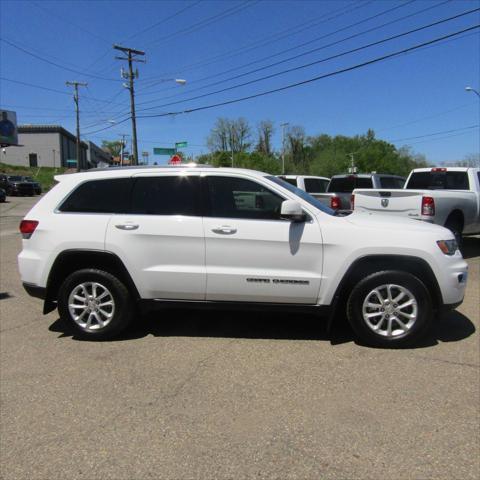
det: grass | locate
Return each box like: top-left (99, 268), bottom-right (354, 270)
top-left (0, 163), bottom-right (68, 191)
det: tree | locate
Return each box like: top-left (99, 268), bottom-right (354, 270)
top-left (286, 125), bottom-right (307, 170)
top-left (256, 120), bottom-right (274, 156)
top-left (101, 140), bottom-right (122, 157)
top-left (207, 117), bottom-right (252, 153)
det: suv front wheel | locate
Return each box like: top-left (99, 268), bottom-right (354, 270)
top-left (58, 269), bottom-right (134, 339)
top-left (346, 270), bottom-right (433, 347)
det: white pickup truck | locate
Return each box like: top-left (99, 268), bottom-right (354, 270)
top-left (277, 175), bottom-right (330, 195)
top-left (353, 167), bottom-right (480, 242)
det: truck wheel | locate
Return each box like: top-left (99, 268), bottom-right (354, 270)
top-left (444, 215), bottom-right (463, 249)
top-left (346, 271), bottom-right (432, 347)
top-left (58, 269), bottom-right (134, 339)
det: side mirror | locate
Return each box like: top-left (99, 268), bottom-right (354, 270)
top-left (281, 200), bottom-right (306, 222)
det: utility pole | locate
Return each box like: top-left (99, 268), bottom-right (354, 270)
top-left (230, 125), bottom-right (235, 168)
top-left (66, 81), bottom-right (88, 172)
top-left (347, 153), bottom-right (357, 173)
top-left (280, 122), bottom-right (289, 174)
top-left (118, 133), bottom-right (128, 166)
top-left (114, 44), bottom-right (145, 166)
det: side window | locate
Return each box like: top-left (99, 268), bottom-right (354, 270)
top-left (304, 178), bottom-right (329, 193)
top-left (59, 178), bottom-right (132, 213)
top-left (207, 176), bottom-right (284, 220)
top-left (131, 175), bottom-right (200, 216)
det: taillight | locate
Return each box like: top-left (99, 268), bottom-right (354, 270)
top-left (421, 196), bottom-right (435, 216)
top-left (350, 194), bottom-right (355, 210)
top-left (431, 167), bottom-right (447, 172)
top-left (330, 196), bottom-right (341, 209)
top-left (19, 220), bottom-right (39, 239)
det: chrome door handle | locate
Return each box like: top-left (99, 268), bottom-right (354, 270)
top-left (212, 226), bottom-right (237, 235)
top-left (115, 224), bottom-right (139, 231)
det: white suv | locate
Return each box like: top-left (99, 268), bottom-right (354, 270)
top-left (18, 166), bottom-right (468, 347)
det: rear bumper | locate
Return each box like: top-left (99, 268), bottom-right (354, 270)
top-left (23, 283), bottom-right (46, 300)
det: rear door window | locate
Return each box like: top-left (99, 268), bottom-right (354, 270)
top-left (131, 175), bottom-right (201, 216)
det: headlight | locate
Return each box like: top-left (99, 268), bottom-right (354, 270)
top-left (437, 239), bottom-right (458, 255)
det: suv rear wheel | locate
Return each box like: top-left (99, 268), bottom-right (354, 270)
top-left (58, 269), bottom-right (134, 339)
top-left (346, 270), bottom-right (433, 347)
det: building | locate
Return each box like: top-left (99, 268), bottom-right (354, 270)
top-left (1, 125), bottom-right (88, 169)
top-left (86, 141), bottom-right (112, 168)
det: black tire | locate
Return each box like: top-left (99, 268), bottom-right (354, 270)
top-left (58, 268), bottom-right (134, 339)
top-left (444, 216), bottom-right (463, 249)
top-left (346, 270), bottom-right (433, 348)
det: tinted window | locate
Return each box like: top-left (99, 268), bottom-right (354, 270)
top-left (379, 177), bottom-right (405, 189)
top-left (207, 176), bottom-right (284, 220)
top-left (131, 175), bottom-right (200, 216)
top-left (278, 176), bottom-right (297, 187)
top-left (328, 176), bottom-right (372, 193)
top-left (407, 171), bottom-right (469, 190)
top-left (304, 178), bottom-right (329, 193)
top-left (268, 176), bottom-right (335, 215)
top-left (59, 178), bottom-right (132, 213)
top-left (8, 176), bottom-right (23, 181)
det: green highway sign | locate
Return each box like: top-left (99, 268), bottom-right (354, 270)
top-left (153, 147), bottom-right (176, 155)
top-left (175, 141), bottom-right (188, 148)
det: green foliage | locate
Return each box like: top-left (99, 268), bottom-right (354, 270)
top-left (201, 119), bottom-right (430, 177)
top-left (0, 162), bottom-right (67, 190)
top-left (101, 140), bottom-right (122, 157)
top-left (197, 151), bottom-right (281, 173)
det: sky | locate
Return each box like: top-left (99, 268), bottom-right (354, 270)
top-left (1, 0), bottom-right (479, 165)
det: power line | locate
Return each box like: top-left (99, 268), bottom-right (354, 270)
top-left (139, 0), bottom-right (373, 83)
top-left (29, 0), bottom-right (112, 44)
top-left (136, 9), bottom-right (480, 114)
top-left (136, 25), bottom-right (480, 119)
top-left (90, 0), bottom-right (203, 78)
top-left (144, 0), bottom-right (259, 47)
top-left (389, 125), bottom-right (479, 142)
top-left (0, 77), bottom-right (71, 96)
top-left (136, 0), bottom-right (448, 105)
top-left (0, 38), bottom-right (121, 82)
top-left (127, 0), bottom-right (203, 41)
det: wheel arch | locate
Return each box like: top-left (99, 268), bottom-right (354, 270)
top-left (331, 255), bottom-right (442, 318)
top-left (444, 209), bottom-right (464, 232)
top-left (44, 249), bottom-right (140, 314)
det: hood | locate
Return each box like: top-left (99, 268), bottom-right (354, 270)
top-left (345, 211), bottom-right (451, 236)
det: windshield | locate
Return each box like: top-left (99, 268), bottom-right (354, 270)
top-left (267, 176), bottom-right (335, 216)
top-left (8, 176), bottom-right (23, 181)
top-left (23, 176), bottom-right (34, 182)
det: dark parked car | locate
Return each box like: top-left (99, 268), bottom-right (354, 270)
top-left (0, 188), bottom-right (6, 203)
top-left (22, 176), bottom-right (42, 195)
top-left (0, 175), bottom-right (36, 196)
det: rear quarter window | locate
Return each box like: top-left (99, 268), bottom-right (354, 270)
top-left (59, 178), bottom-right (132, 213)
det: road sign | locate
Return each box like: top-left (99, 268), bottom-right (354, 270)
top-left (168, 154), bottom-right (182, 165)
top-left (153, 147), bottom-right (176, 155)
top-left (0, 110), bottom-right (18, 146)
top-left (175, 141), bottom-right (188, 149)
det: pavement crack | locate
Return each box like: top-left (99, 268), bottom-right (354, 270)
top-left (411, 354), bottom-right (479, 369)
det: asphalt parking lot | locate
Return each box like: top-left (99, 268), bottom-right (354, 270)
top-left (1, 195), bottom-right (479, 480)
